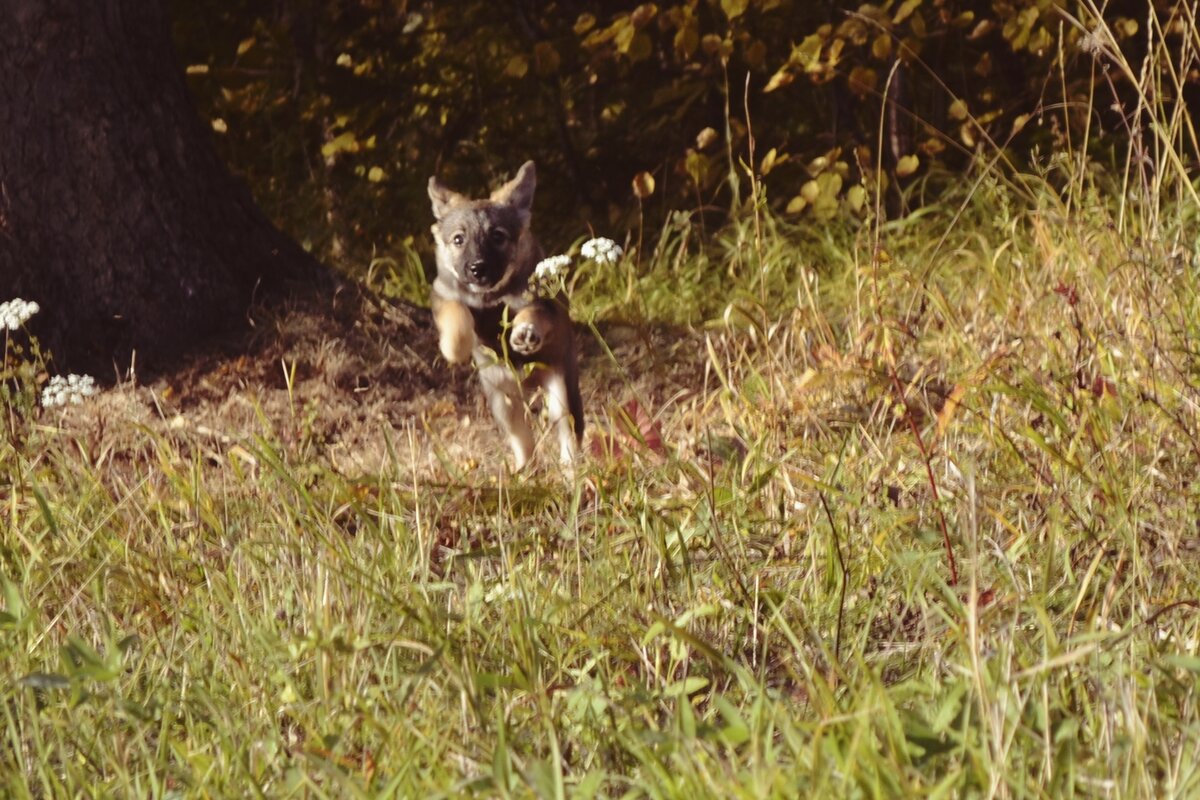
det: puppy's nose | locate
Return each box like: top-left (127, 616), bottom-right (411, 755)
top-left (468, 260), bottom-right (487, 280)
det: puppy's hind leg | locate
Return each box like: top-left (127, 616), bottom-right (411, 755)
top-left (479, 364), bottom-right (535, 471)
top-left (542, 370), bottom-right (581, 466)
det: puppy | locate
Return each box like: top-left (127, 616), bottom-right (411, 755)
top-left (428, 161), bottom-right (583, 470)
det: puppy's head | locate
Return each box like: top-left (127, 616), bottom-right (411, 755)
top-left (428, 161), bottom-right (536, 290)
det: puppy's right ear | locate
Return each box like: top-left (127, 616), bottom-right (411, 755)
top-left (428, 176), bottom-right (465, 221)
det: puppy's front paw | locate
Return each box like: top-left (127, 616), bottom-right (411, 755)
top-left (510, 321), bottom-right (543, 355)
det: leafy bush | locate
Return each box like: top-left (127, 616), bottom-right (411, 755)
top-left (173, 1), bottom-right (1197, 282)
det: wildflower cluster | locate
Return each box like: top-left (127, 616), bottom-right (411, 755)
top-left (41, 374), bottom-right (97, 408)
top-left (534, 254), bottom-right (571, 284)
top-left (528, 237), bottom-right (624, 298)
top-left (580, 237), bottom-right (623, 265)
top-left (0, 298), bottom-right (40, 331)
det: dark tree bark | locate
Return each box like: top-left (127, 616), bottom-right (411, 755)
top-left (0, 0), bottom-right (326, 375)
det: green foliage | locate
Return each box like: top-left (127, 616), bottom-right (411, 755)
top-left (0, 310), bottom-right (53, 448)
top-left (171, 0), bottom-right (1199, 286)
top-left (0, 336), bottom-right (44, 445)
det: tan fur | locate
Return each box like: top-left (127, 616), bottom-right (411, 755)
top-left (431, 293), bottom-right (475, 364)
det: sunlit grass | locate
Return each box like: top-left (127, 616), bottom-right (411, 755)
top-left (6, 8), bottom-right (1200, 790)
top-left (3, 159), bottom-right (1199, 797)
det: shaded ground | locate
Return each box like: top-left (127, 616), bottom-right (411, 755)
top-left (48, 289), bottom-right (714, 478)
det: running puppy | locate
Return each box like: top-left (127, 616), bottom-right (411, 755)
top-left (428, 161), bottom-right (583, 470)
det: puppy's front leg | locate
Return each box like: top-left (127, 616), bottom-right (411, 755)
top-left (432, 293), bottom-right (476, 364)
top-left (509, 301), bottom-right (567, 361)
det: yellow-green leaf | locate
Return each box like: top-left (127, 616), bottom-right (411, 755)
top-left (813, 193), bottom-right (839, 220)
top-left (763, 66), bottom-right (794, 93)
top-left (574, 13), bottom-right (596, 35)
top-left (817, 171), bottom-right (843, 196)
top-left (871, 33), bottom-right (892, 60)
top-left (846, 185), bottom-right (868, 212)
top-left (685, 150), bottom-right (710, 185)
top-left (795, 33), bottom-right (825, 70)
top-left (367, 166), bottom-right (385, 183)
top-left (959, 122), bottom-right (977, 148)
top-left (631, 3), bottom-right (658, 28)
top-left (893, 0), bottom-right (921, 26)
top-left (321, 132), bottom-right (359, 159)
top-left (504, 54), bottom-right (529, 79)
top-left (895, 154), bottom-right (920, 176)
top-left (721, 0), bottom-right (749, 20)
top-left (760, 148), bottom-right (781, 176)
top-left (627, 32), bottom-right (653, 62)
top-left (675, 20), bottom-right (700, 58)
top-left (1114, 17), bottom-right (1138, 38)
top-left (614, 17), bottom-right (637, 53)
top-left (848, 65), bottom-right (877, 97)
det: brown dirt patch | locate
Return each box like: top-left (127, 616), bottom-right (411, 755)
top-left (43, 288), bottom-right (713, 479)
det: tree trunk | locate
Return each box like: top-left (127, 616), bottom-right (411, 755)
top-left (0, 0), bottom-right (325, 376)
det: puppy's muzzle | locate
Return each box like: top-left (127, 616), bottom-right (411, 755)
top-left (468, 260), bottom-right (489, 284)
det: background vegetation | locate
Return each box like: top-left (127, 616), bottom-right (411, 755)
top-left (1, 0), bottom-right (1199, 796)
top-left (172, 0), bottom-right (1192, 273)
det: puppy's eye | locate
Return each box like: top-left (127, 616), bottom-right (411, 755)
top-left (451, 233), bottom-right (465, 247)
top-left (488, 229), bottom-right (509, 246)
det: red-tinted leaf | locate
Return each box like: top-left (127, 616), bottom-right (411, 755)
top-left (588, 431), bottom-right (624, 460)
top-left (622, 398), bottom-right (664, 454)
top-left (1090, 375), bottom-right (1117, 398)
top-left (1053, 282), bottom-right (1078, 306)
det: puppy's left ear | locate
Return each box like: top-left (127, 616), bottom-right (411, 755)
top-left (490, 161), bottom-right (536, 220)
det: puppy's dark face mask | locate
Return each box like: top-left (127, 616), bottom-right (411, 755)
top-left (432, 204), bottom-right (524, 289)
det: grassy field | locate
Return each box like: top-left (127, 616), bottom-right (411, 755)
top-left (2, 155), bottom-right (1199, 798)
top-left (6, 9), bottom-right (1200, 785)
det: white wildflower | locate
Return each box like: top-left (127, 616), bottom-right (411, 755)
top-left (580, 237), bottom-right (623, 265)
top-left (41, 374), bottom-right (98, 409)
top-left (0, 298), bottom-right (40, 331)
top-left (1079, 28), bottom-right (1106, 57)
top-left (534, 254), bottom-right (571, 283)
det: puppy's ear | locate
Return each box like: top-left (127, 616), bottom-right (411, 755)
top-left (489, 161), bottom-right (536, 220)
top-left (428, 176), bottom-right (466, 221)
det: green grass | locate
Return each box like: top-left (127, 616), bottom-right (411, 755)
top-left (3, 164), bottom-right (1200, 798)
top-left (6, 10), bottom-right (1200, 788)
